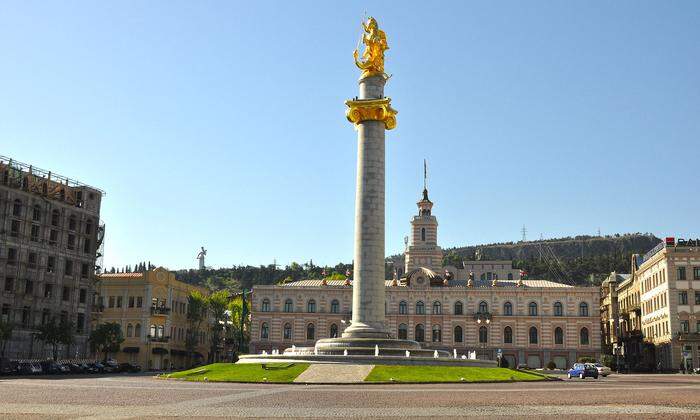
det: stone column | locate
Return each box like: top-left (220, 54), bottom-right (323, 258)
top-left (342, 75), bottom-right (389, 339)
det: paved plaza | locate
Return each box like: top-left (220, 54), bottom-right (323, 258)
top-left (0, 373), bottom-right (699, 418)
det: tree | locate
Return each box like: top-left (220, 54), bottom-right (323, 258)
top-left (186, 290), bottom-right (209, 366)
top-left (227, 293), bottom-right (250, 353)
top-left (207, 290), bottom-right (230, 363)
top-left (0, 320), bottom-right (13, 358)
top-left (89, 322), bottom-right (124, 362)
top-left (37, 317), bottom-right (73, 361)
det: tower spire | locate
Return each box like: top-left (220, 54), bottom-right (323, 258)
top-left (422, 159), bottom-right (429, 201)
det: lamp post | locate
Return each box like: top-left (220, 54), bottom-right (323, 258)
top-left (476, 317), bottom-right (490, 359)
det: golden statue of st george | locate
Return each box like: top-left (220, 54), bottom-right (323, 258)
top-left (353, 17), bottom-right (389, 79)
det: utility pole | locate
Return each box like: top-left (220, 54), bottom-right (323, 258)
top-left (521, 225), bottom-right (527, 242)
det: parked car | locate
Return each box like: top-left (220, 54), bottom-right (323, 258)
top-left (593, 363), bottom-right (611, 377)
top-left (118, 362), bottom-right (142, 373)
top-left (0, 359), bottom-right (19, 376)
top-left (567, 363), bottom-right (599, 379)
top-left (67, 363), bottom-right (85, 374)
top-left (104, 360), bottom-right (119, 373)
top-left (40, 361), bottom-right (62, 375)
top-left (57, 363), bottom-right (71, 374)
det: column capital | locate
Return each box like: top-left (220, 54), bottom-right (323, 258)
top-left (345, 98), bottom-right (398, 130)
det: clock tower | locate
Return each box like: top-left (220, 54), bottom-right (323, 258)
top-left (405, 162), bottom-right (443, 274)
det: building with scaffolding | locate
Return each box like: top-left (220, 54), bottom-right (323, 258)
top-left (0, 155), bottom-right (104, 359)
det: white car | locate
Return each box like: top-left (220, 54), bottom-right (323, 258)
top-left (592, 363), bottom-right (611, 377)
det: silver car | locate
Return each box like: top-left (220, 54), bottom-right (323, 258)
top-left (592, 363), bottom-right (611, 377)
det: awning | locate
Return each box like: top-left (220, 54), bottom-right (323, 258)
top-left (152, 347), bottom-right (168, 355)
top-left (122, 347), bottom-right (140, 354)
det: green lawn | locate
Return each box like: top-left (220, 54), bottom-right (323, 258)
top-left (364, 366), bottom-right (547, 383)
top-left (163, 363), bottom-right (309, 383)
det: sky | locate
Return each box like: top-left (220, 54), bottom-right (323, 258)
top-left (2, 1), bottom-right (699, 271)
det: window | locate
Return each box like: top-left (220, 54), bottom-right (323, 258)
top-left (478, 301), bottom-right (488, 314)
top-left (283, 323), bottom-right (292, 340)
top-left (157, 325), bottom-right (164, 338)
top-left (30, 224), bottom-right (39, 242)
top-left (694, 267), bottom-right (700, 280)
top-left (261, 299), bottom-right (270, 312)
top-left (415, 324), bottom-right (425, 342)
top-left (64, 259), bottom-right (73, 276)
top-left (44, 283), bottom-right (53, 298)
top-left (528, 302), bottom-right (538, 316)
top-left (81, 263), bottom-right (89, 278)
top-left (136, 297), bottom-right (143, 308)
top-left (330, 299), bottom-right (339, 313)
top-left (503, 326), bottom-right (512, 344)
top-left (1, 305), bottom-right (9, 323)
top-left (10, 220), bottom-right (20, 237)
top-left (108, 296), bottom-right (115, 308)
top-left (12, 199), bottom-right (22, 217)
top-left (85, 220), bottom-right (93, 235)
top-left (696, 321), bottom-right (700, 334)
top-left (503, 301), bottom-right (512, 316)
top-left (680, 320), bottom-right (690, 333)
top-left (695, 291), bottom-right (700, 305)
top-left (128, 296), bottom-right (135, 308)
top-left (507, 273), bottom-right (513, 280)
top-left (127, 324), bottom-right (133, 337)
top-left (134, 323), bottom-right (141, 337)
top-left (677, 267), bottom-right (687, 281)
top-left (47, 256), bottom-right (55, 273)
top-left (398, 323), bottom-right (407, 340)
top-left (28, 253), bottom-right (37, 269)
top-left (307, 299), bottom-right (316, 313)
top-left (284, 299), bottom-right (293, 312)
top-left (62, 287), bottom-right (70, 301)
top-left (79, 289), bottom-right (86, 304)
top-left (83, 238), bottom-right (91, 254)
top-left (22, 306), bottom-right (30, 326)
top-left (7, 248), bottom-right (17, 265)
top-left (454, 301), bottom-right (463, 315)
top-left (580, 327), bottom-right (589, 345)
top-left (261, 323), bottom-right (269, 339)
top-left (432, 301), bottom-right (441, 315)
top-left (306, 323), bottom-right (315, 340)
top-left (454, 325), bottom-right (463, 343)
top-left (32, 205), bottom-right (41, 222)
top-left (399, 301), bottom-right (408, 315)
top-left (51, 210), bottom-right (60, 226)
top-left (330, 323), bottom-right (338, 338)
top-left (553, 301), bottom-right (563, 316)
top-left (421, 228), bottom-right (426, 242)
top-left (578, 302), bottom-right (589, 317)
top-left (49, 229), bottom-right (58, 245)
top-left (68, 216), bottom-right (77, 231)
top-left (554, 327), bottom-right (563, 345)
top-left (479, 326), bottom-right (488, 343)
top-left (24, 280), bottom-right (33, 295)
top-left (116, 296), bottom-right (123, 308)
top-left (432, 325), bottom-right (441, 342)
top-left (4, 277), bottom-right (14, 292)
top-left (416, 301), bottom-right (425, 315)
top-left (679, 291), bottom-right (688, 305)
top-left (529, 327), bottom-right (538, 344)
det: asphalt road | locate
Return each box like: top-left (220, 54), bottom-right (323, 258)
top-left (0, 373), bottom-right (699, 418)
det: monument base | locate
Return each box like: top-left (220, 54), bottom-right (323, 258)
top-left (278, 337), bottom-right (450, 358)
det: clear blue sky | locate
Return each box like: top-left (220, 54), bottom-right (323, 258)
top-left (2, 1), bottom-right (698, 270)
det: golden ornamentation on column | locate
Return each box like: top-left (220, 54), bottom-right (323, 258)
top-left (345, 98), bottom-right (398, 130)
top-left (353, 17), bottom-right (389, 79)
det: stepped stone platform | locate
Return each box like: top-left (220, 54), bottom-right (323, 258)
top-left (293, 363), bottom-right (374, 383)
top-left (237, 353), bottom-right (498, 367)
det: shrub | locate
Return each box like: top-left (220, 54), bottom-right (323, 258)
top-left (546, 361), bottom-right (557, 370)
top-left (601, 354), bottom-right (614, 368)
top-left (578, 356), bottom-right (596, 363)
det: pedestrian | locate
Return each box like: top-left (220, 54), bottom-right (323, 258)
top-left (680, 361), bottom-right (686, 374)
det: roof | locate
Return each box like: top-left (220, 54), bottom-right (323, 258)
top-left (278, 279), bottom-right (401, 287)
top-left (98, 272), bottom-right (144, 278)
top-left (276, 278), bottom-right (573, 289)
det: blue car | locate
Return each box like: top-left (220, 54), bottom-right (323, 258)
top-left (567, 363), bottom-right (599, 379)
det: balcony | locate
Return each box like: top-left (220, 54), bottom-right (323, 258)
top-left (677, 332), bottom-right (700, 342)
top-left (150, 306), bottom-right (171, 316)
top-left (472, 312), bottom-right (492, 323)
top-left (148, 335), bottom-right (170, 343)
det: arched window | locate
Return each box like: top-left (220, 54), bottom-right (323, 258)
top-left (454, 325), bottom-right (463, 343)
top-left (284, 299), bottom-right (293, 313)
top-left (306, 323), bottom-right (315, 340)
top-left (432, 325), bottom-right (441, 342)
top-left (579, 302), bottom-right (589, 317)
top-left (503, 326), bottom-right (513, 344)
top-left (528, 302), bottom-right (538, 316)
top-left (415, 324), bottom-right (425, 342)
top-left (554, 301), bottom-right (563, 316)
top-left (432, 301), bottom-right (441, 315)
top-left (398, 323), bottom-right (408, 339)
top-left (479, 326), bottom-right (488, 343)
top-left (503, 301), bottom-right (513, 316)
top-left (554, 327), bottom-right (563, 345)
top-left (454, 301), bottom-right (463, 315)
top-left (32, 205), bottom-right (41, 222)
top-left (416, 301), bottom-right (425, 315)
top-left (529, 326), bottom-right (538, 344)
top-left (12, 200), bottom-right (22, 217)
top-left (478, 301), bottom-right (488, 314)
top-left (421, 228), bottom-right (426, 242)
top-left (580, 327), bottom-right (589, 345)
top-left (127, 324), bottom-right (133, 337)
top-left (68, 215), bottom-right (77, 231)
top-left (157, 325), bottom-right (164, 338)
top-left (261, 299), bottom-right (270, 312)
top-left (283, 323), bottom-right (292, 340)
top-left (330, 323), bottom-right (338, 338)
top-left (399, 301), bottom-right (408, 315)
top-left (51, 210), bottom-right (60, 226)
top-left (307, 299), bottom-right (316, 313)
top-left (134, 324), bottom-right (141, 338)
top-left (150, 324), bottom-right (157, 337)
top-left (507, 273), bottom-right (513, 280)
top-left (261, 322), bottom-right (269, 339)
top-left (330, 299), bottom-right (339, 313)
